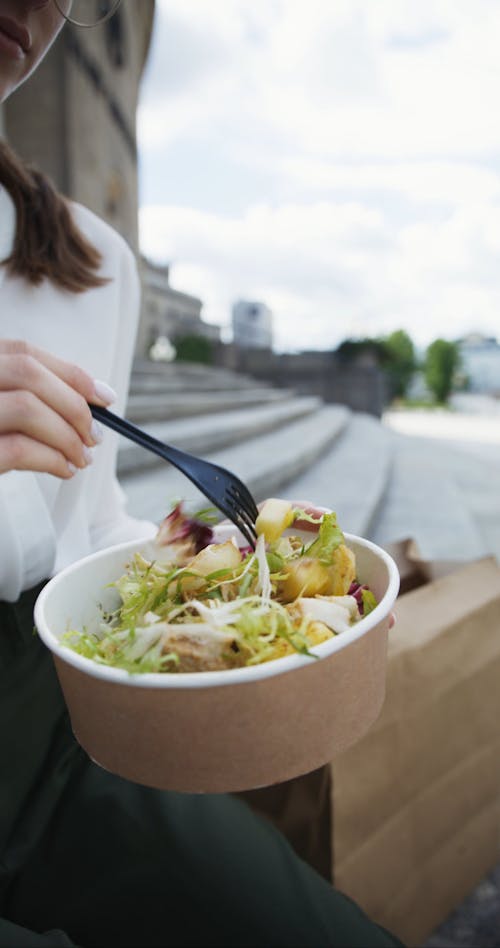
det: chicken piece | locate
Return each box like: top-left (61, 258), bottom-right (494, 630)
top-left (161, 633), bottom-right (247, 672)
top-left (293, 596), bottom-right (358, 634)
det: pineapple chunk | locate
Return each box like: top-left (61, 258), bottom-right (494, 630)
top-left (255, 498), bottom-right (294, 544)
top-left (177, 540), bottom-right (242, 595)
top-left (279, 544), bottom-right (356, 602)
top-left (187, 540), bottom-right (241, 576)
top-left (279, 557), bottom-right (332, 602)
top-left (327, 544), bottom-right (356, 595)
top-left (188, 539), bottom-right (241, 577)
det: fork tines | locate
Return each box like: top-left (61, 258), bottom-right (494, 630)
top-left (226, 484), bottom-right (259, 523)
top-left (225, 487), bottom-right (258, 548)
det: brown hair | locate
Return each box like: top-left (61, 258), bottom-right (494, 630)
top-left (0, 140), bottom-right (108, 293)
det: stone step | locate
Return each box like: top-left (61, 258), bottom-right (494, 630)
top-left (117, 396), bottom-right (322, 476)
top-left (130, 360), bottom-right (269, 393)
top-left (279, 413), bottom-right (394, 538)
top-left (126, 386), bottom-right (292, 424)
top-left (129, 376), bottom-right (264, 394)
top-left (119, 404), bottom-right (350, 524)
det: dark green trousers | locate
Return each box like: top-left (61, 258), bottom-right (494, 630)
top-left (0, 585), bottom-right (404, 948)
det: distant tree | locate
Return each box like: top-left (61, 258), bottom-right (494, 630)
top-left (424, 338), bottom-right (460, 403)
top-left (382, 329), bottom-right (417, 399)
top-left (174, 334), bottom-right (213, 365)
top-left (335, 331), bottom-right (417, 401)
top-left (335, 337), bottom-right (386, 364)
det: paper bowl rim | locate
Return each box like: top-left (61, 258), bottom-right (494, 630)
top-left (34, 532), bottom-right (399, 690)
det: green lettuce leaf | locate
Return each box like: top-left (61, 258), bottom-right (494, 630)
top-left (361, 588), bottom-right (377, 616)
top-left (303, 512), bottom-right (344, 563)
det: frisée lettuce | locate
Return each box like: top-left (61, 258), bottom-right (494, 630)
top-left (62, 500), bottom-right (378, 674)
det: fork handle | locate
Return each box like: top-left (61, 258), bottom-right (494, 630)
top-left (90, 404), bottom-right (258, 547)
top-left (89, 404), bottom-right (199, 475)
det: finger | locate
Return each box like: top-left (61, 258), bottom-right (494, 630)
top-left (0, 391), bottom-right (93, 470)
top-left (0, 339), bottom-right (115, 406)
top-left (0, 340), bottom-right (115, 447)
top-left (0, 433), bottom-right (77, 479)
top-left (0, 353), bottom-right (101, 448)
top-left (291, 500), bottom-right (329, 514)
top-left (290, 500), bottom-right (329, 531)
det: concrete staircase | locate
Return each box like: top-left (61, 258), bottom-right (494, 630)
top-left (117, 360), bottom-right (499, 567)
top-left (120, 361), bottom-right (365, 522)
top-left (119, 366), bottom-right (351, 520)
top-left (127, 360), bottom-right (289, 423)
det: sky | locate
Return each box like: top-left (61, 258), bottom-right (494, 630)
top-left (137, 0), bottom-right (500, 353)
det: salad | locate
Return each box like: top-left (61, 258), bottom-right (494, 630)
top-left (63, 499), bottom-right (377, 674)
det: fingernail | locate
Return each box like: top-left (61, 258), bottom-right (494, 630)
top-left (90, 419), bottom-right (103, 444)
top-left (93, 379), bottom-right (117, 405)
top-left (83, 446), bottom-right (93, 466)
top-left (68, 462), bottom-right (78, 476)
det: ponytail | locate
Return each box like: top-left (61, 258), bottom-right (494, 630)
top-left (0, 140), bottom-right (108, 293)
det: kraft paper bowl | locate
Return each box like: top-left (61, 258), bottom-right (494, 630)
top-left (34, 526), bottom-right (399, 793)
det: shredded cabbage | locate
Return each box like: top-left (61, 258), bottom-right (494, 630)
top-left (63, 503), bottom-right (378, 674)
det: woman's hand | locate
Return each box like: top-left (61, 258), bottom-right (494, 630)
top-left (0, 339), bottom-right (116, 479)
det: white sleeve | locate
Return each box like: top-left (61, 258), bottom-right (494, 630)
top-left (85, 240), bottom-right (157, 552)
top-left (0, 471), bottom-right (57, 602)
top-left (89, 475), bottom-right (156, 550)
top-left (0, 204), bottom-right (157, 594)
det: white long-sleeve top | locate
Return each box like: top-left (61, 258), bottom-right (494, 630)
top-left (0, 183), bottom-right (156, 602)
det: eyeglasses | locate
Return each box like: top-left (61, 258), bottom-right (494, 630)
top-left (53, 0), bottom-right (123, 28)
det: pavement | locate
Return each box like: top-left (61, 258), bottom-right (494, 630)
top-left (384, 396), bottom-right (500, 948)
top-left (384, 394), bottom-right (500, 448)
top-left (423, 864), bottom-right (500, 948)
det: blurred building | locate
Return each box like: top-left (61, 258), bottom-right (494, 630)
top-left (136, 258), bottom-right (221, 358)
top-left (458, 333), bottom-right (500, 394)
top-left (232, 300), bottom-right (273, 349)
top-left (1, 2), bottom-right (155, 252)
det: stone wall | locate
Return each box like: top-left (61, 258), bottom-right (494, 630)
top-left (213, 344), bottom-right (388, 417)
top-left (3, 2), bottom-right (155, 252)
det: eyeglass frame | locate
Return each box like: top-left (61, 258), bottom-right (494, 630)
top-left (53, 0), bottom-right (123, 29)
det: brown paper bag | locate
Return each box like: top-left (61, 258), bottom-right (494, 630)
top-left (331, 556), bottom-right (500, 947)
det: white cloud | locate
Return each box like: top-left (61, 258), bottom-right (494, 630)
top-left (281, 159), bottom-right (500, 207)
top-left (138, 0), bottom-right (500, 351)
top-left (139, 196), bottom-right (500, 351)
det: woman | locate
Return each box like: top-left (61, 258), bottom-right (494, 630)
top-left (0, 3), bottom-right (404, 945)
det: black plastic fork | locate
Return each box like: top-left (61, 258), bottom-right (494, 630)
top-left (90, 405), bottom-right (259, 548)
